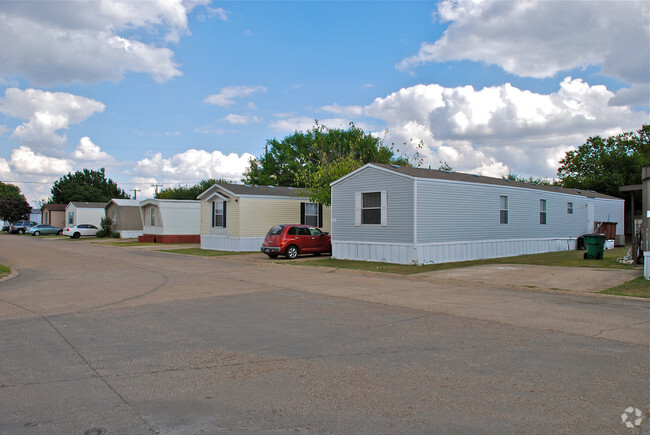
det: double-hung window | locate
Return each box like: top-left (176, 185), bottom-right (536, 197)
top-left (301, 203), bottom-right (321, 227)
top-left (212, 200), bottom-right (226, 228)
top-left (150, 207), bottom-right (156, 226)
top-left (355, 191), bottom-right (387, 226)
top-left (68, 211), bottom-right (74, 224)
top-left (540, 199), bottom-right (547, 224)
top-left (500, 195), bottom-right (508, 224)
top-left (567, 202), bottom-right (573, 214)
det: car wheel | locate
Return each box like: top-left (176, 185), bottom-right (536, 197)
top-left (266, 254), bottom-right (279, 259)
top-left (57, 230), bottom-right (63, 235)
top-left (285, 245), bottom-right (299, 259)
top-left (73, 232), bottom-right (81, 239)
top-left (19, 228), bottom-right (25, 234)
top-left (34, 231), bottom-right (40, 236)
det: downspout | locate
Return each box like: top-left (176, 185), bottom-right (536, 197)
top-left (413, 178), bottom-right (418, 264)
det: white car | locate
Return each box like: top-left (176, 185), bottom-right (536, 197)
top-left (63, 224), bottom-right (99, 239)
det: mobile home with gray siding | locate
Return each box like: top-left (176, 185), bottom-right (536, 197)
top-left (330, 164), bottom-right (624, 265)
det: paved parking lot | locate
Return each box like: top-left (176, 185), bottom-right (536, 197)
top-left (0, 235), bottom-right (648, 434)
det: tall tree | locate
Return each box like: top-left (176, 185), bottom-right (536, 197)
top-left (244, 122), bottom-right (417, 205)
top-left (155, 179), bottom-right (232, 200)
top-left (0, 182), bottom-right (31, 222)
top-left (50, 168), bottom-right (128, 204)
top-left (243, 122), bottom-right (399, 187)
top-left (557, 125), bottom-right (650, 198)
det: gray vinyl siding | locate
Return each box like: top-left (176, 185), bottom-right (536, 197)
top-left (415, 180), bottom-right (616, 243)
top-left (332, 167), bottom-right (414, 243)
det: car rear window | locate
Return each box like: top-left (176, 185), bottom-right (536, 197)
top-left (267, 225), bottom-right (284, 236)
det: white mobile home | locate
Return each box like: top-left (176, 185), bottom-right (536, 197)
top-left (65, 202), bottom-right (108, 228)
top-left (330, 164), bottom-right (624, 265)
top-left (139, 199), bottom-right (201, 243)
top-left (198, 183), bottom-right (330, 252)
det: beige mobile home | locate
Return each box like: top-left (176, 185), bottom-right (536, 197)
top-left (139, 199), bottom-right (201, 243)
top-left (198, 184), bottom-right (331, 252)
top-left (42, 203), bottom-right (66, 228)
top-left (105, 199), bottom-right (144, 239)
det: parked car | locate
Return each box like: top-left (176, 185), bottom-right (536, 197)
top-left (9, 220), bottom-right (37, 234)
top-left (63, 224), bottom-right (99, 239)
top-left (26, 224), bottom-right (63, 236)
top-left (261, 224), bottom-right (331, 259)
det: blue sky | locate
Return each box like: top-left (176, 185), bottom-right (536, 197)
top-left (0, 0), bottom-right (648, 205)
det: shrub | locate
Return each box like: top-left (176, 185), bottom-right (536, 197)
top-left (97, 216), bottom-right (114, 238)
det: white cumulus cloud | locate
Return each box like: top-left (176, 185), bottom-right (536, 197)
top-left (0, 0), bottom-right (210, 85)
top-left (9, 146), bottom-right (73, 175)
top-left (365, 77), bottom-right (648, 178)
top-left (224, 114), bottom-right (260, 125)
top-left (133, 149), bottom-right (256, 183)
top-left (71, 136), bottom-right (114, 162)
top-left (398, 0), bottom-right (649, 104)
top-left (0, 88), bottom-right (105, 150)
top-left (204, 86), bottom-right (267, 107)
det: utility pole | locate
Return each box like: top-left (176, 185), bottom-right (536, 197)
top-left (130, 188), bottom-right (140, 199)
top-left (151, 184), bottom-right (163, 195)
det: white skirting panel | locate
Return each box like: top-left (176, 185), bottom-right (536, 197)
top-left (333, 237), bottom-right (576, 265)
top-left (201, 235), bottom-right (264, 252)
top-left (118, 230), bottom-right (144, 239)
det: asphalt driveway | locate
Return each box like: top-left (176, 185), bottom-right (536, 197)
top-left (0, 235), bottom-right (648, 434)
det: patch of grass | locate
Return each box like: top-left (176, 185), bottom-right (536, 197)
top-left (296, 246), bottom-right (638, 275)
top-left (157, 248), bottom-right (250, 257)
top-left (93, 241), bottom-right (155, 246)
top-left (600, 276), bottom-right (650, 299)
top-left (0, 264), bottom-right (10, 278)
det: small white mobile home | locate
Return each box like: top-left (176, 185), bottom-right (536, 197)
top-left (330, 163), bottom-right (624, 265)
top-left (139, 199), bottom-right (201, 243)
top-left (65, 202), bottom-right (108, 228)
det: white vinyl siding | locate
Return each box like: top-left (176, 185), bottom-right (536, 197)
top-left (567, 202), bottom-right (573, 214)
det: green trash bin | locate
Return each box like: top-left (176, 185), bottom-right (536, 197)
top-left (583, 233), bottom-right (606, 260)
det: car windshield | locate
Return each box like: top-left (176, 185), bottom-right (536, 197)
top-left (267, 225), bottom-right (284, 236)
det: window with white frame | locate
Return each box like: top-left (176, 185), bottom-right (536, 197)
top-left (303, 203), bottom-right (319, 227)
top-left (150, 207), bottom-right (156, 226)
top-left (355, 191), bottom-right (386, 226)
top-left (68, 211), bottom-right (74, 224)
top-left (112, 210), bottom-right (117, 224)
top-left (212, 200), bottom-right (226, 228)
top-left (540, 199), bottom-right (547, 224)
top-left (500, 195), bottom-right (508, 224)
top-left (567, 202), bottom-right (573, 214)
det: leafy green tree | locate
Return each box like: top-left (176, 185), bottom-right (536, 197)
top-left (50, 168), bottom-right (128, 204)
top-left (0, 182), bottom-right (31, 222)
top-left (244, 122), bottom-right (420, 205)
top-left (243, 122), bottom-right (400, 187)
top-left (155, 179), bottom-right (231, 200)
top-left (557, 125), bottom-right (650, 197)
top-left (506, 173), bottom-right (557, 186)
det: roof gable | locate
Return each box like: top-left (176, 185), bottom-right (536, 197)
top-left (198, 183), bottom-right (307, 200)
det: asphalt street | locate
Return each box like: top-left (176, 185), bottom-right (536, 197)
top-left (0, 235), bottom-right (648, 434)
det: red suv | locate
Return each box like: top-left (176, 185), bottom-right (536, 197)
top-left (261, 224), bottom-right (331, 259)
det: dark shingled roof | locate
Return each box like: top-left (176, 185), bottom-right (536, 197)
top-left (69, 201), bottom-right (109, 208)
top-left (214, 183), bottom-right (306, 198)
top-left (41, 203), bottom-right (67, 211)
top-left (371, 164), bottom-right (621, 200)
